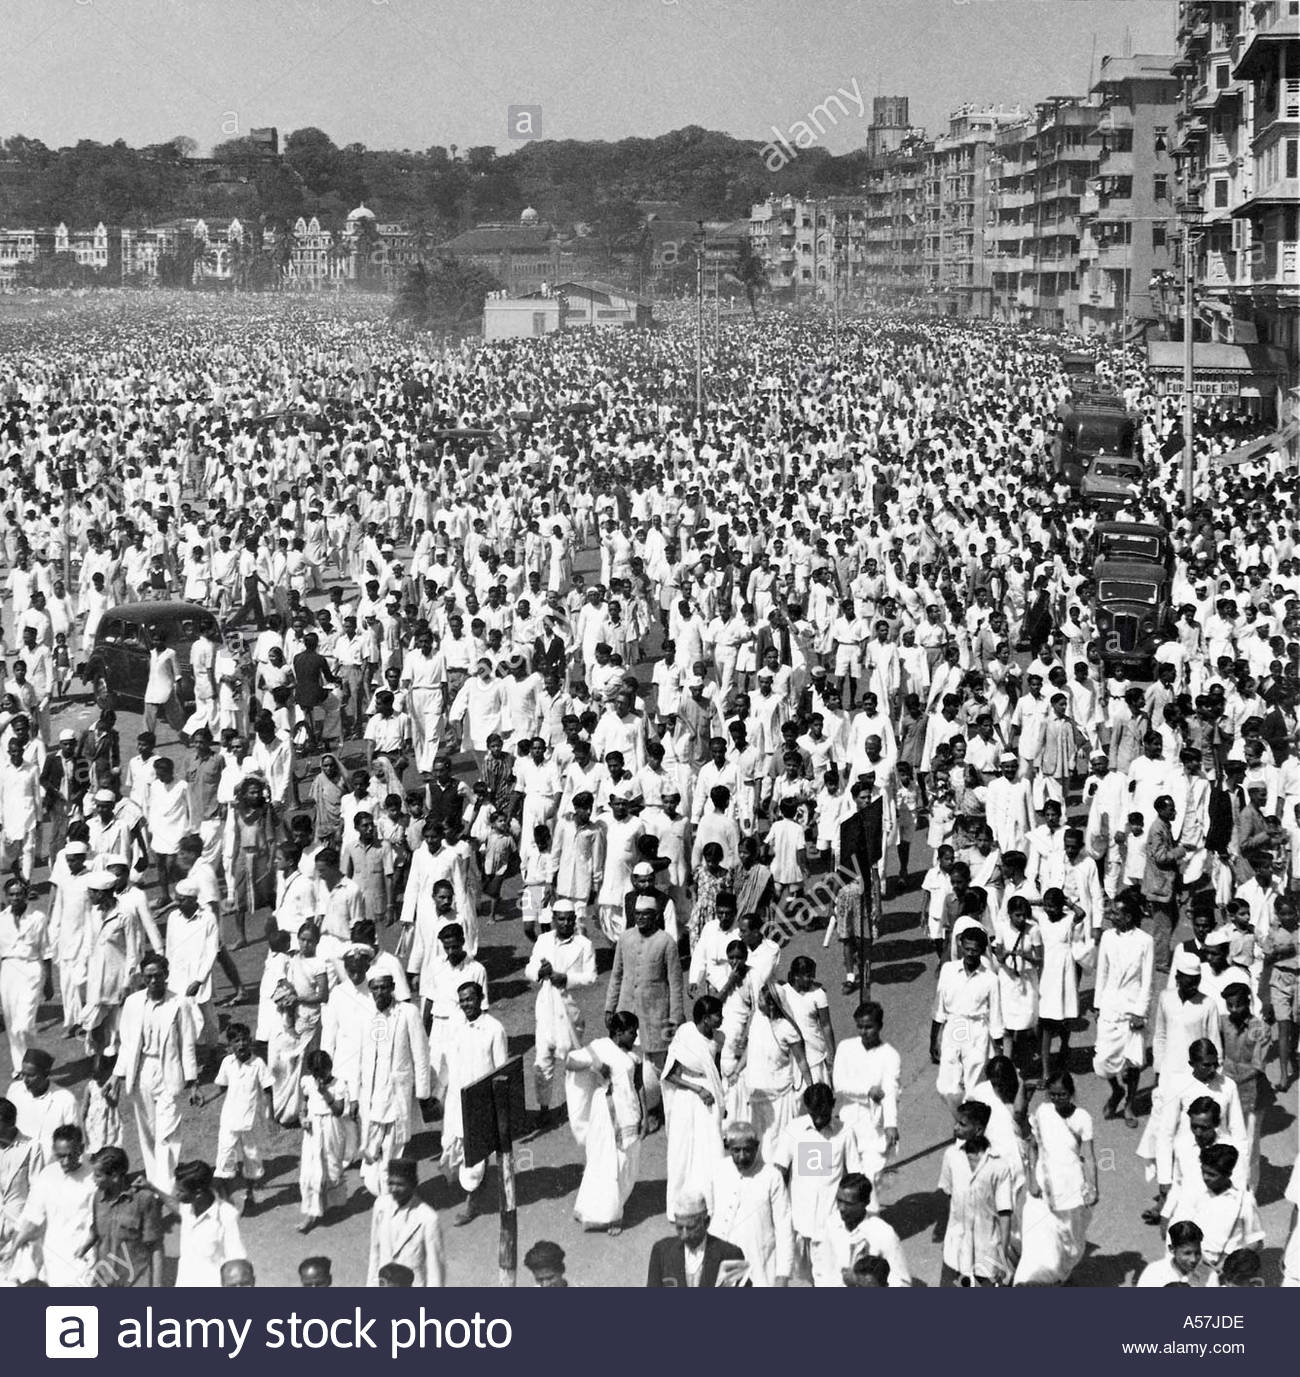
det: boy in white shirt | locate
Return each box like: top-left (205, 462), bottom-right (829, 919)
top-left (213, 1021), bottom-right (274, 1214)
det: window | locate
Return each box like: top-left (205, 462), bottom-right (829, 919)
top-left (1213, 179), bottom-right (1228, 208)
top-left (1153, 174), bottom-right (1169, 200)
top-left (1152, 225), bottom-right (1167, 249)
top-left (1215, 64), bottom-right (1229, 90)
top-left (1288, 139), bottom-right (1299, 180)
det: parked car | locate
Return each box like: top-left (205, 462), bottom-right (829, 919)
top-left (1080, 451), bottom-right (1146, 510)
top-left (1088, 521), bottom-right (1173, 578)
top-left (80, 601), bottom-right (222, 712)
top-left (1094, 560), bottom-right (1172, 673)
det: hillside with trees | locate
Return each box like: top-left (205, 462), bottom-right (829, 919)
top-left (0, 124), bottom-right (873, 237)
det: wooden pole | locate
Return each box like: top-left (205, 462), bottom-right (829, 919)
top-left (493, 1071), bottom-right (517, 1287)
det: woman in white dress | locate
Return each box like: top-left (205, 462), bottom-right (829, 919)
top-left (661, 996), bottom-right (726, 1222)
top-left (565, 1011), bottom-right (646, 1235)
top-left (1033, 888), bottom-right (1089, 1080)
top-left (1014, 1071), bottom-right (1097, 1286)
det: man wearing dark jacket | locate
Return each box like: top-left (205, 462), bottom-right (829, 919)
top-left (646, 1193), bottom-right (746, 1288)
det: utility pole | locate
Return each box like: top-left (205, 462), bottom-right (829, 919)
top-left (1181, 217), bottom-right (1195, 512)
top-left (695, 221), bottom-right (704, 418)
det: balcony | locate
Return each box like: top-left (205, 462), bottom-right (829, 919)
top-left (1234, 6), bottom-right (1300, 79)
top-left (1097, 150), bottom-right (1134, 176)
top-left (1093, 197), bottom-right (1136, 224)
top-left (1234, 178), bottom-right (1300, 216)
top-left (1202, 248), bottom-right (1242, 287)
top-left (1097, 242), bottom-right (1132, 270)
top-left (1253, 238), bottom-right (1299, 287)
top-left (1175, 117), bottom-right (1209, 149)
top-left (1085, 281), bottom-right (1121, 311)
top-left (1037, 256), bottom-right (1078, 274)
top-left (1210, 79), bottom-right (1244, 110)
top-left (1252, 77), bottom-right (1300, 143)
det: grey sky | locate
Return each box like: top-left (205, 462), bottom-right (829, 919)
top-left (1, 0), bottom-right (1176, 154)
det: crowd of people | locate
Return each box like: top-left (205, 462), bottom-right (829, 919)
top-left (0, 290), bottom-right (1296, 1288)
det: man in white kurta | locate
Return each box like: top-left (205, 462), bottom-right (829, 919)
top-left (164, 880), bottom-right (220, 1052)
top-left (524, 902), bottom-right (596, 1121)
top-left (6, 1125), bottom-right (96, 1285)
top-left (811, 1172), bottom-right (911, 1286)
top-left (439, 984), bottom-right (507, 1222)
top-left (355, 972), bottom-right (431, 1196)
top-left (1091, 901), bottom-right (1154, 1124)
top-left (0, 880), bottom-right (52, 1072)
top-left (113, 956), bottom-right (198, 1194)
top-left (984, 755), bottom-right (1035, 854)
top-left (832, 1002), bottom-right (901, 1192)
top-left (706, 1121), bottom-right (794, 1287)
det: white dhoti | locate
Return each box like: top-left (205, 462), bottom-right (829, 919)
top-left (359, 1115), bottom-right (411, 1197)
top-left (0, 957), bottom-right (44, 1073)
top-left (407, 688), bottom-right (446, 774)
top-left (1092, 1012), bottom-right (1144, 1078)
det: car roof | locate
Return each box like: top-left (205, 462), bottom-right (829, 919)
top-left (1096, 560), bottom-right (1169, 581)
top-left (103, 601), bottom-right (220, 623)
top-left (1094, 522), bottom-right (1168, 538)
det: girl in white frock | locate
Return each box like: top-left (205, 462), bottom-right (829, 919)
top-left (1034, 887), bottom-right (1090, 1079)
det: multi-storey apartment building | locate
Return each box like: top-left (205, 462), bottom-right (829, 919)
top-left (861, 99), bottom-right (929, 307)
top-left (923, 104), bottom-right (1026, 318)
top-left (991, 97), bottom-right (1103, 329)
top-left (1075, 54), bottom-right (1179, 339)
top-left (1169, 0), bottom-right (1297, 372)
top-left (749, 195), bottom-right (868, 302)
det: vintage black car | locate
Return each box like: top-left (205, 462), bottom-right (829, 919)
top-left (80, 601), bottom-right (222, 711)
top-left (1088, 522), bottom-right (1174, 579)
top-left (1094, 559), bottom-right (1172, 673)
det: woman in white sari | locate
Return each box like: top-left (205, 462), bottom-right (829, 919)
top-left (1014, 1071), bottom-right (1097, 1286)
top-left (565, 1011), bottom-right (646, 1235)
top-left (661, 996), bottom-right (726, 1223)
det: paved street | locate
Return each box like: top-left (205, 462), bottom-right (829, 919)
top-left (11, 536), bottom-right (1296, 1288)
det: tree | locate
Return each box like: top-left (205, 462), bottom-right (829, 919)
top-left (390, 254), bottom-right (502, 330)
top-left (352, 215), bottom-right (381, 286)
top-left (736, 237), bottom-right (767, 320)
top-left (391, 261), bottom-right (431, 324)
top-left (284, 127), bottom-right (343, 196)
top-left (589, 196), bottom-right (644, 264)
top-left (155, 228), bottom-right (207, 287)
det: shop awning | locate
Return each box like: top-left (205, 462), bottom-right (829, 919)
top-left (1145, 341), bottom-right (1291, 374)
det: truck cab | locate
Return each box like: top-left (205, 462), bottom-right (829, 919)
top-left (1052, 398), bottom-right (1140, 491)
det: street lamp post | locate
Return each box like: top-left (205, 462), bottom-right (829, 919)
top-left (1181, 216), bottom-right (1196, 512)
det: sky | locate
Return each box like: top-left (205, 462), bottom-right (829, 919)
top-left (1, 0), bottom-right (1178, 156)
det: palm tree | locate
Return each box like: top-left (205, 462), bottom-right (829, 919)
top-left (391, 261), bottom-right (431, 326)
top-left (736, 239), bottom-right (767, 321)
